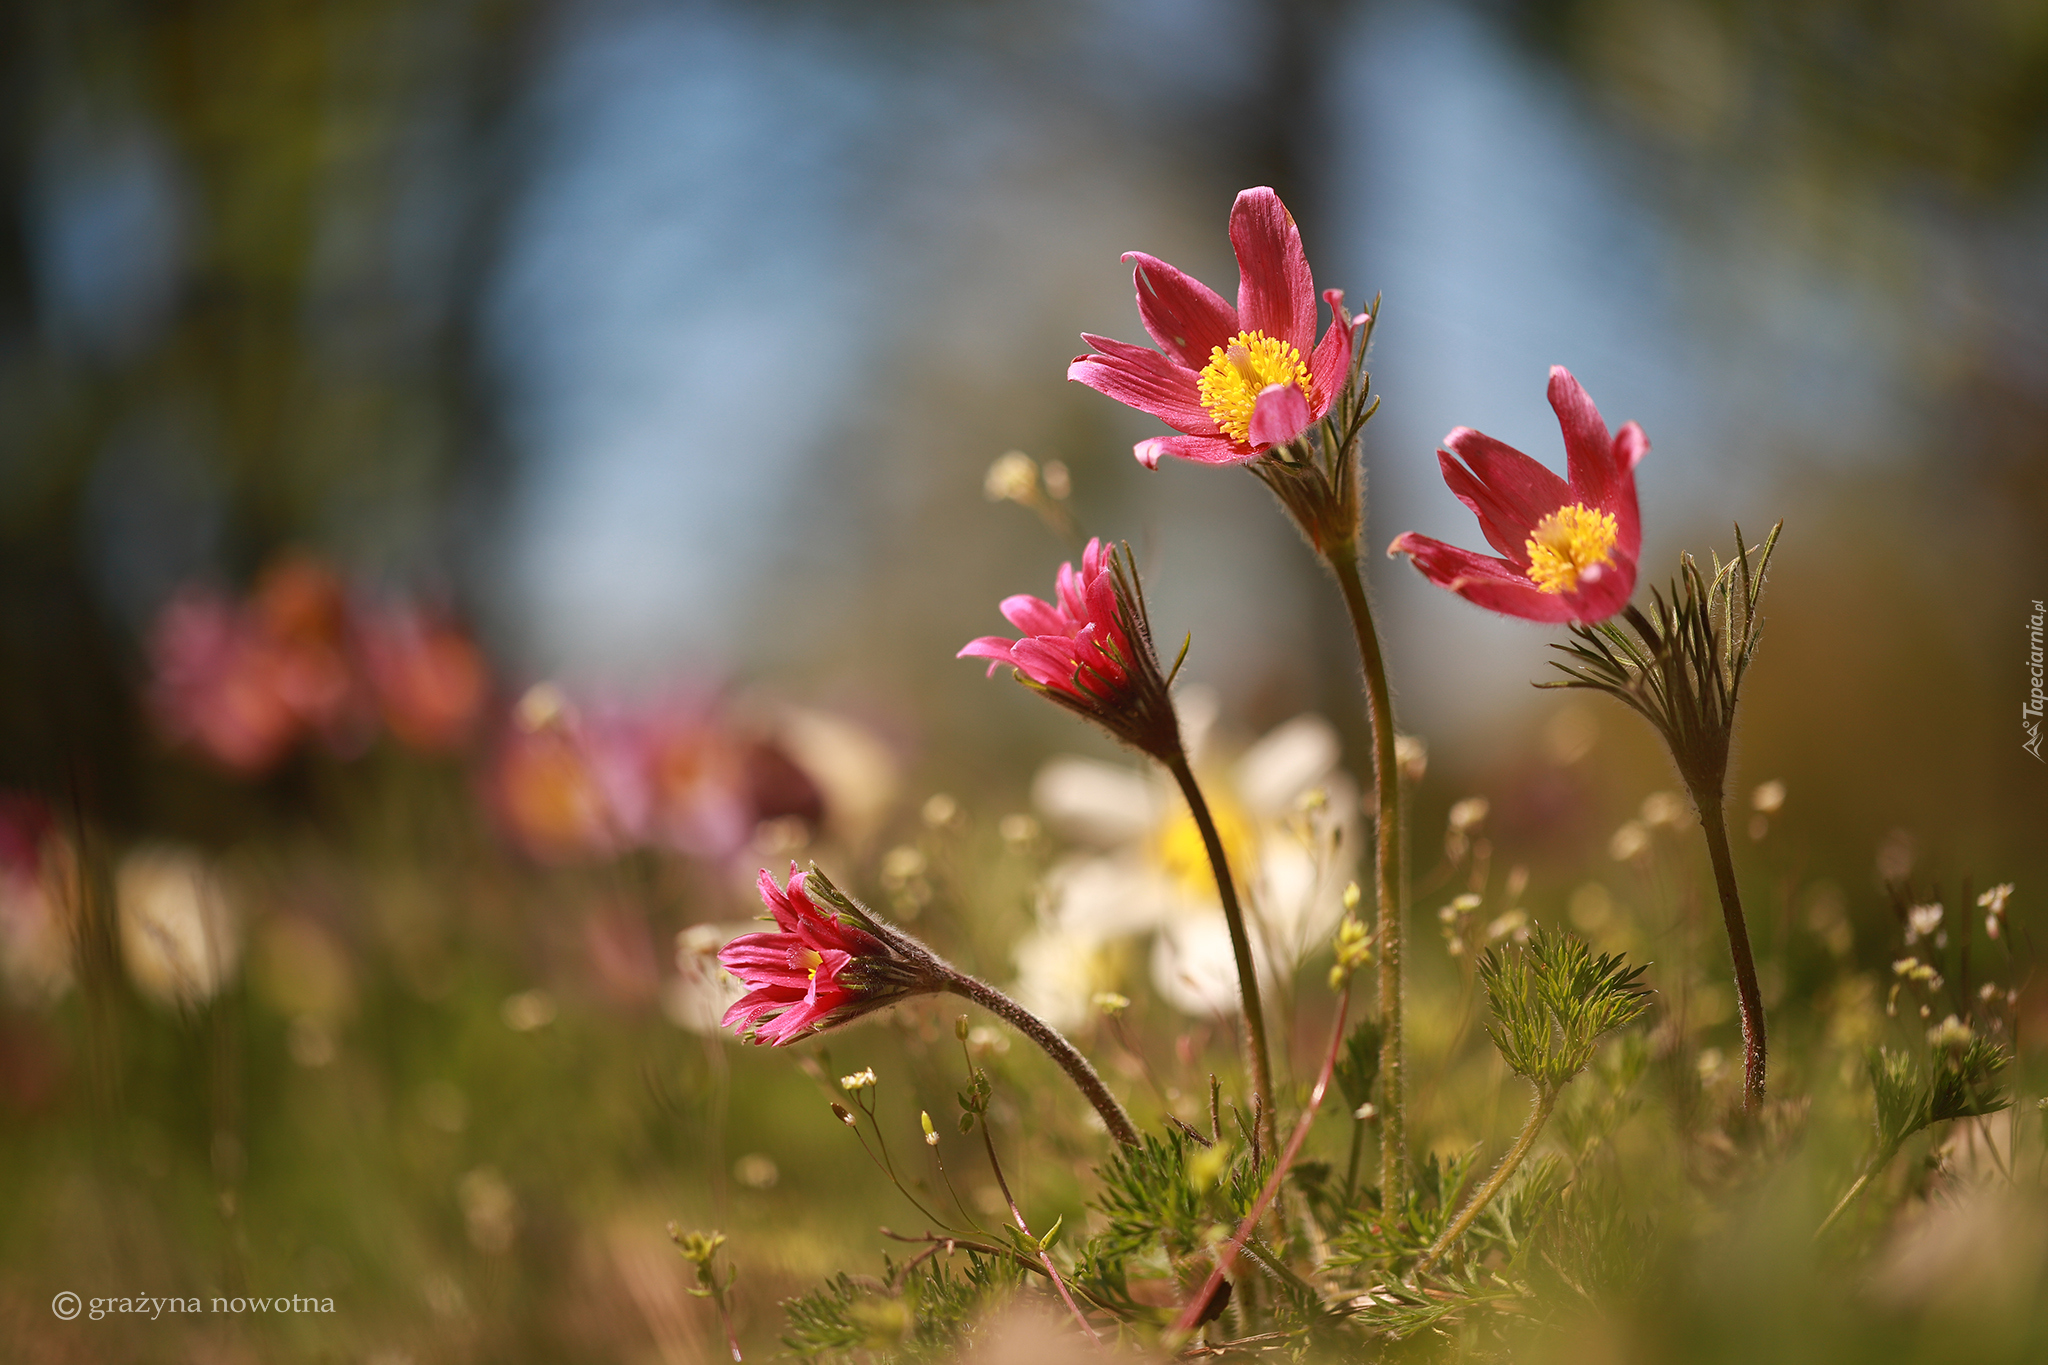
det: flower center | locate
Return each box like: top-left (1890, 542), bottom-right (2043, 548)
top-left (1524, 504), bottom-right (1620, 595)
top-left (794, 946), bottom-right (824, 979)
top-left (1197, 331), bottom-right (1313, 445)
top-left (1154, 791), bottom-right (1256, 903)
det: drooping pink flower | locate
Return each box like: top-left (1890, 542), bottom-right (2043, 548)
top-left (960, 538), bottom-right (1184, 760)
top-left (958, 537), bottom-right (1133, 702)
top-left (718, 865), bottom-right (918, 1045)
top-left (1068, 187), bottom-right (1360, 469)
top-left (1388, 366), bottom-right (1647, 624)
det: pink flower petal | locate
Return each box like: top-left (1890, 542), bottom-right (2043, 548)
top-left (1133, 432), bottom-right (1253, 467)
top-left (1248, 382), bottom-right (1312, 448)
top-left (1123, 251), bottom-right (1236, 370)
top-left (1307, 292), bottom-right (1354, 412)
top-left (957, 637), bottom-right (1019, 677)
top-left (1563, 557), bottom-right (1635, 624)
top-left (1547, 366), bottom-right (1617, 506)
top-left (1068, 337), bottom-right (1216, 435)
top-left (1389, 533), bottom-right (1580, 623)
top-left (998, 593), bottom-right (1066, 637)
top-left (1437, 434), bottom-right (1570, 563)
top-left (1229, 188), bottom-right (1316, 353)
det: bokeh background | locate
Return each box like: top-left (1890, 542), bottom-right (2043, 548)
top-left (3, 0), bottom-right (2046, 1360)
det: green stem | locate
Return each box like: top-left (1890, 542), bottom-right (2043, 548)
top-left (1413, 1087), bottom-right (1556, 1278)
top-left (1327, 544), bottom-right (1406, 1210)
top-left (1165, 752), bottom-right (1279, 1163)
top-left (941, 973), bottom-right (1140, 1147)
top-left (1693, 793), bottom-right (1767, 1113)
top-left (1815, 1139), bottom-right (1900, 1240)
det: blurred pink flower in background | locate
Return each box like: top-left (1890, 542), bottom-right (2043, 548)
top-left (1389, 366), bottom-right (1646, 624)
top-left (487, 686), bottom-right (829, 867)
top-left (1067, 186), bottom-right (1357, 468)
top-left (959, 537), bottom-right (1133, 705)
top-left (147, 553), bottom-right (491, 774)
top-left (148, 590), bottom-right (306, 774)
top-left (355, 603), bottom-right (490, 753)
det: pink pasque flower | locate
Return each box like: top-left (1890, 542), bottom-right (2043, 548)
top-left (1068, 187), bottom-right (1360, 468)
top-left (957, 537), bottom-right (1132, 702)
top-left (1388, 366), bottom-right (1647, 624)
top-left (718, 865), bottom-right (911, 1045)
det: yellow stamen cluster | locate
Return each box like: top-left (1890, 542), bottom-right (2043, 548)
top-left (1196, 330), bottom-right (1313, 445)
top-left (1524, 503), bottom-right (1619, 595)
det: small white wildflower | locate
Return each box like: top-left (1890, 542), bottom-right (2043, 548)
top-left (1447, 798), bottom-right (1490, 834)
top-left (880, 845), bottom-right (927, 887)
top-left (500, 989), bottom-right (556, 1032)
top-left (513, 682), bottom-right (572, 733)
top-left (1926, 1015), bottom-right (1973, 1049)
top-left (1394, 734), bottom-right (1428, 783)
top-left (1979, 883), bottom-right (2013, 939)
top-left (840, 1067), bottom-right (878, 1091)
top-left (983, 451), bottom-right (1040, 503)
top-left (1609, 822), bottom-right (1650, 862)
top-left (1905, 903), bottom-right (1943, 944)
top-left (1640, 791), bottom-right (1687, 828)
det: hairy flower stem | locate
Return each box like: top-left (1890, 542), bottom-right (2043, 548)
top-left (1164, 751), bottom-right (1280, 1163)
top-left (940, 970), bottom-right (1140, 1148)
top-left (1693, 792), bottom-right (1766, 1113)
top-left (1327, 544), bottom-right (1407, 1210)
top-left (1413, 1087), bottom-right (1557, 1279)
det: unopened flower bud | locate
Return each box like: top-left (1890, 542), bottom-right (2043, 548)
top-left (831, 1102), bottom-right (857, 1126)
top-left (921, 1110), bottom-right (939, 1146)
top-left (1041, 460), bottom-right (1071, 501)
